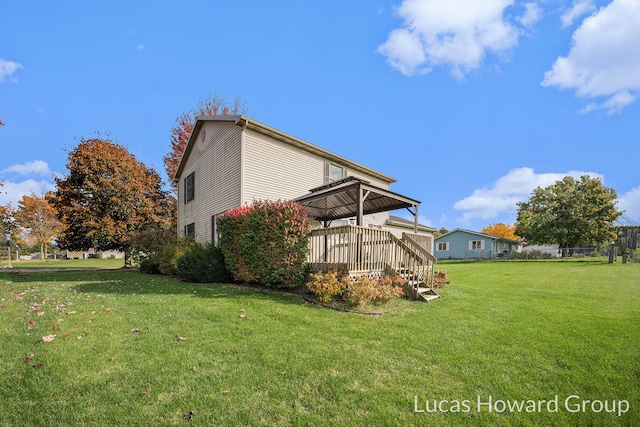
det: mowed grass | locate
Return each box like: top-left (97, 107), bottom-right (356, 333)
top-left (0, 261), bottom-right (638, 426)
top-left (1, 258), bottom-right (124, 270)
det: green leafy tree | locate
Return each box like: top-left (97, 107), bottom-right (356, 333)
top-left (515, 175), bottom-right (621, 249)
top-left (52, 137), bottom-right (174, 267)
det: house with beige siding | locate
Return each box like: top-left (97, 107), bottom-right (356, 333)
top-left (174, 116), bottom-right (434, 244)
top-left (174, 116), bottom-right (440, 301)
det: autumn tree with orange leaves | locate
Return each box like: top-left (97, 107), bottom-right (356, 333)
top-left (52, 137), bottom-right (174, 267)
top-left (13, 193), bottom-right (62, 260)
top-left (481, 223), bottom-right (519, 240)
top-left (0, 181), bottom-right (12, 235)
top-left (163, 93), bottom-right (249, 189)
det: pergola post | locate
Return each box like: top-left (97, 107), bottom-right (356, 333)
top-left (356, 187), bottom-right (363, 226)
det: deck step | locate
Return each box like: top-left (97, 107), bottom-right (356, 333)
top-left (417, 287), bottom-right (440, 302)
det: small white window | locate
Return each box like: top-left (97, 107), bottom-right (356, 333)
top-left (469, 240), bottom-right (484, 250)
top-left (324, 162), bottom-right (347, 184)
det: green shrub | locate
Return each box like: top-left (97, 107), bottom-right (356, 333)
top-left (158, 238), bottom-right (196, 276)
top-left (139, 255), bottom-right (161, 274)
top-left (176, 243), bottom-right (232, 283)
top-left (218, 200), bottom-right (310, 288)
top-left (132, 227), bottom-right (179, 274)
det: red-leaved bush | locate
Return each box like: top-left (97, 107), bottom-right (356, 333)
top-left (217, 200), bottom-right (310, 288)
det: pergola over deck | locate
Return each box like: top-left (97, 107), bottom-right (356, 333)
top-left (293, 177), bottom-right (421, 231)
top-left (294, 177), bottom-right (439, 301)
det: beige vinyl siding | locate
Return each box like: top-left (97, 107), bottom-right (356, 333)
top-left (243, 129), bottom-right (325, 203)
top-left (347, 169), bottom-right (391, 190)
top-left (242, 128), bottom-right (390, 227)
top-left (177, 121), bottom-right (242, 244)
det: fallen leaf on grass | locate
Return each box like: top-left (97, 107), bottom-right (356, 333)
top-left (63, 333), bottom-right (70, 338)
top-left (42, 334), bottom-right (56, 343)
top-left (239, 314), bottom-right (246, 319)
top-left (131, 328), bottom-right (141, 333)
top-left (176, 336), bottom-right (187, 341)
top-left (25, 320), bottom-right (36, 325)
top-left (25, 353), bottom-right (34, 363)
top-left (31, 363), bottom-right (43, 369)
top-left (66, 311), bottom-right (76, 315)
top-left (221, 390), bottom-right (229, 395)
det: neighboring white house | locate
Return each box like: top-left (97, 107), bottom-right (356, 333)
top-left (173, 115), bottom-right (435, 250)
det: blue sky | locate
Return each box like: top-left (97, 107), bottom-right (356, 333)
top-left (1, 0), bottom-right (639, 232)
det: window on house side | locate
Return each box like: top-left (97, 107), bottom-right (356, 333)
top-left (325, 162), bottom-right (346, 184)
top-left (470, 240), bottom-right (484, 250)
top-left (329, 164), bottom-right (344, 182)
top-left (185, 223), bottom-right (195, 239)
top-left (184, 172), bottom-right (195, 204)
top-left (437, 242), bottom-right (449, 251)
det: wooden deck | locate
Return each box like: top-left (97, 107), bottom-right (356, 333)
top-left (307, 225), bottom-right (439, 301)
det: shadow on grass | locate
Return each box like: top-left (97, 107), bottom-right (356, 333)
top-left (0, 268), bottom-right (307, 306)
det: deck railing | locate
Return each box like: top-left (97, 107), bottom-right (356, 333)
top-left (307, 225), bottom-right (437, 296)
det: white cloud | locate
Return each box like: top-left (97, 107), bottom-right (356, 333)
top-left (378, 0), bottom-right (529, 78)
top-left (453, 167), bottom-right (603, 224)
top-left (561, 0), bottom-right (596, 28)
top-left (0, 58), bottom-right (23, 83)
top-left (137, 43), bottom-right (144, 51)
top-left (0, 179), bottom-right (55, 207)
top-left (519, 2), bottom-right (543, 28)
top-left (2, 160), bottom-right (52, 177)
top-left (542, 0), bottom-right (640, 113)
top-left (618, 186), bottom-right (640, 222)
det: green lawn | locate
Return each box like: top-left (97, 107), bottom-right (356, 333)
top-left (1, 257), bottom-right (125, 270)
top-left (1, 261), bottom-right (638, 426)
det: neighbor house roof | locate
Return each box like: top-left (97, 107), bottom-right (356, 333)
top-left (173, 115), bottom-right (397, 184)
top-left (387, 215), bottom-right (436, 233)
top-left (435, 228), bottom-right (520, 244)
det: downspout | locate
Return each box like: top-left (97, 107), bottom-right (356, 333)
top-left (238, 117), bottom-right (248, 206)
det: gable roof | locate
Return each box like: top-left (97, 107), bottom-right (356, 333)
top-left (387, 215), bottom-right (436, 233)
top-left (435, 228), bottom-right (520, 244)
top-left (173, 115), bottom-right (397, 184)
